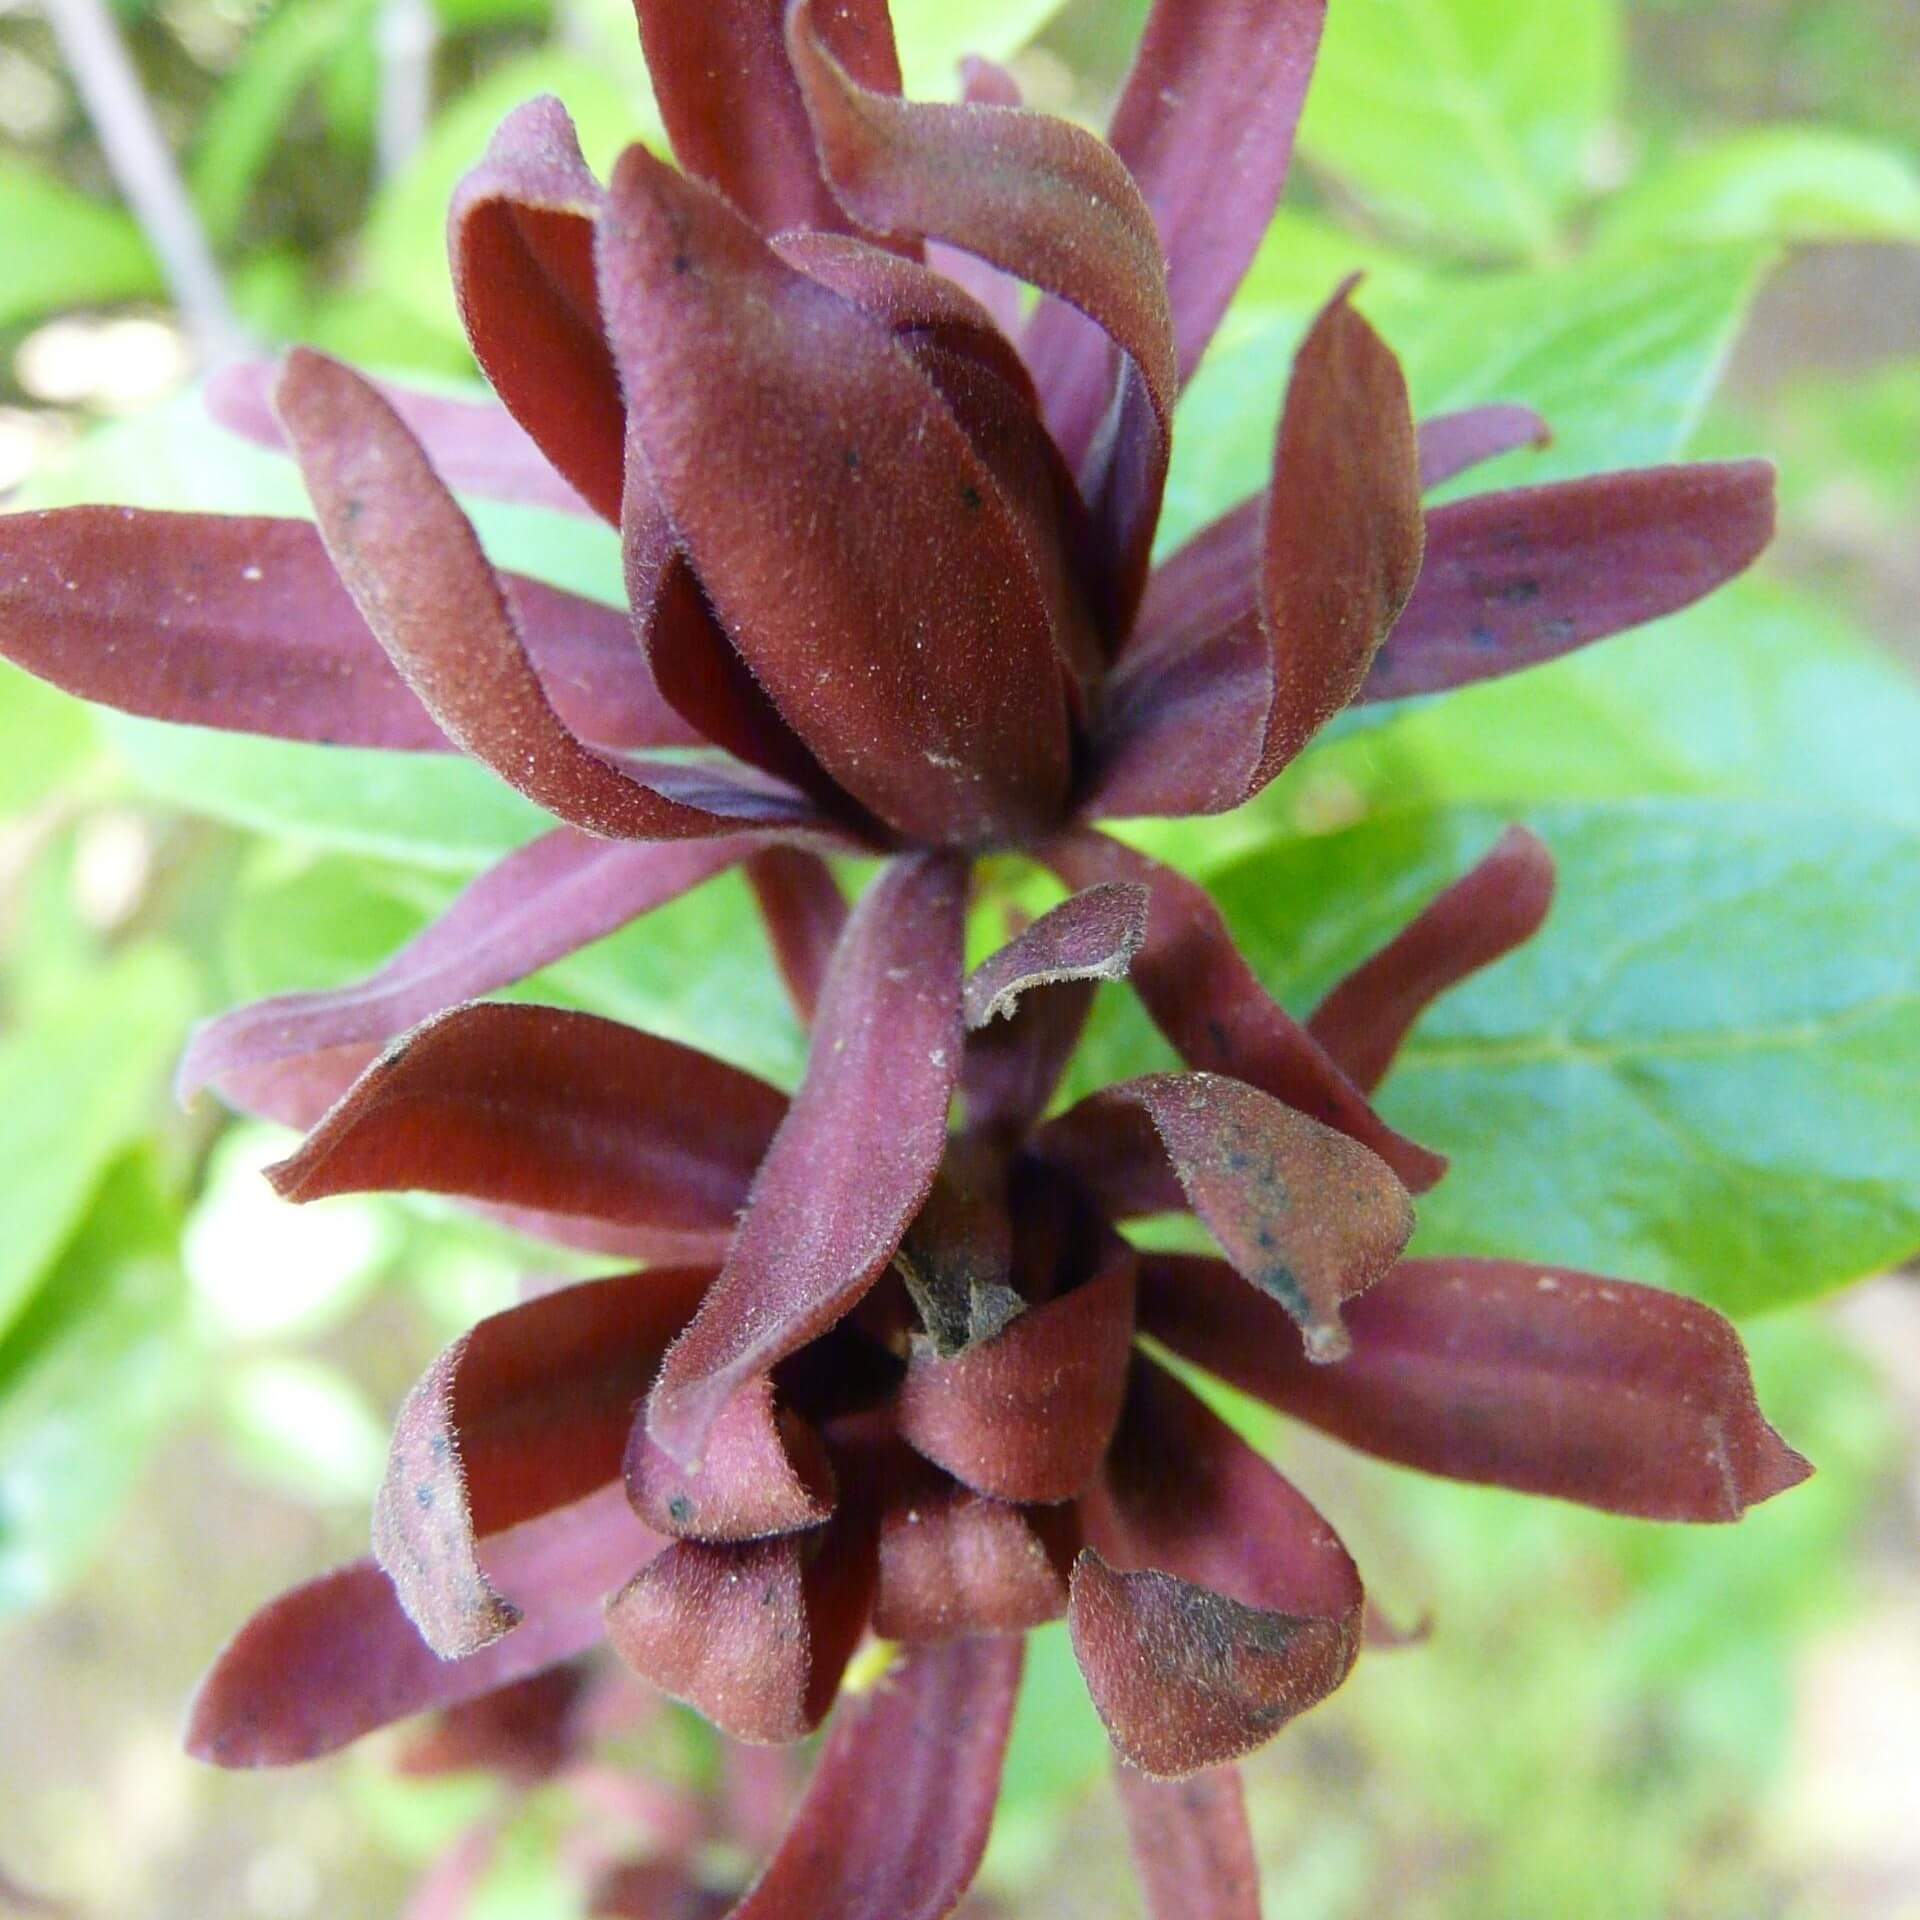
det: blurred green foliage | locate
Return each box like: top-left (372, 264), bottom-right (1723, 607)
top-left (1, 0), bottom-right (1918, 1913)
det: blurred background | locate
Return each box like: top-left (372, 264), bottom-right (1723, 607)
top-left (1, 0), bottom-right (1918, 1914)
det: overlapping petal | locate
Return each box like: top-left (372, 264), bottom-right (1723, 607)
top-left (743, 849), bottom-right (849, 1025)
top-left (1138, 1255), bottom-right (1812, 1521)
top-left (963, 882), bottom-right (1150, 1028)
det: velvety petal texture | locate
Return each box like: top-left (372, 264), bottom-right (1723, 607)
top-left (1138, 1255), bottom-right (1812, 1521)
top-left (370, 1268), bottom-right (712, 1657)
top-left (963, 882), bottom-right (1150, 1028)
top-left (266, 1002), bottom-right (785, 1240)
top-left (1114, 1764), bottom-right (1261, 1920)
top-left (647, 855), bottom-right (967, 1466)
top-left (597, 145), bottom-right (1072, 847)
top-left (1072, 1360), bottom-right (1362, 1777)
top-left (744, 848), bottom-right (849, 1025)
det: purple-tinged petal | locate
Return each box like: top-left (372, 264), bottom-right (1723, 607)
top-left (206, 361), bottom-right (592, 516)
top-left (179, 829), bottom-right (754, 1107)
top-left (1090, 0), bottom-right (1326, 385)
top-left (1039, 1072), bottom-right (1412, 1362)
top-left (1363, 461), bottom-right (1778, 704)
top-left (604, 1515), bottom-right (875, 1744)
top-left (1071, 1358), bottom-right (1362, 1778)
top-left (961, 976), bottom-right (1097, 1145)
top-left (267, 1002), bottom-right (785, 1237)
top-left (745, 849), bottom-right (848, 1026)
top-left (787, 0), bottom-right (1177, 633)
top-left (1113, 1765), bottom-right (1260, 1920)
top-left (1138, 1255), bottom-right (1812, 1522)
top-left (647, 854), bottom-right (967, 1467)
top-left (626, 1378), bottom-right (837, 1544)
top-left (0, 508), bottom-right (688, 753)
top-left (729, 1634), bottom-right (1022, 1920)
top-left (926, 59), bottom-right (1030, 339)
top-left (895, 1141), bottom-right (1021, 1359)
top-left (897, 1228), bottom-right (1135, 1503)
top-left (963, 883), bottom-right (1149, 1029)
top-left (1308, 825), bottom-right (1555, 1093)
top-left (448, 96), bottom-right (623, 523)
top-left (597, 148), bottom-right (1072, 848)
top-left (393, 1666), bottom-right (589, 1782)
top-left (1417, 404), bottom-right (1552, 490)
top-left (1044, 831), bottom-right (1448, 1191)
top-left (592, 1863), bottom-right (732, 1920)
top-left (186, 1482), bottom-right (657, 1767)
top-left (1089, 283), bottom-right (1422, 815)
top-left (370, 1268), bottom-right (711, 1658)
top-left (632, 0), bottom-right (902, 239)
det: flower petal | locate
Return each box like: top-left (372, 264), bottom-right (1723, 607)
top-left (1070, 1358), bottom-right (1362, 1778)
top-left (1416, 403), bottom-right (1552, 490)
top-left (1307, 825), bottom-right (1556, 1093)
top-left (1044, 831), bottom-right (1448, 1191)
top-left (728, 1635), bottom-right (1023, 1920)
top-left (370, 1269), bottom-right (711, 1658)
top-left (597, 146), bottom-right (1072, 847)
top-left (178, 829), bottom-right (753, 1107)
top-left (632, 0), bottom-right (901, 237)
top-left (186, 1482), bottom-right (656, 1767)
top-left (646, 854), bottom-right (967, 1467)
top-left (626, 1376), bottom-right (837, 1544)
top-left (787, 0), bottom-right (1176, 631)
top-left (448, 96), bottom-right (623, 523)
top-left (1364, 461), bottom-right (1777, 704)
top-left (1113, 1764), bottom-right (1261, 1920)
top-left (266, 1002), bottom-right (785, 1238)
top-left (744, 849), bottom-right (849, 1026)
top-left (392, 1666), bottom-right (589, 1782)
top-left (926, 59), bottom-right (1030, 338)
top-left (1100, 0), bottom-right (1327, 384)
top-left (1138, 1254), bottom-right (1812, 1522)
top-left (963, 882), bottom-right (1150, 1028)
top-left (1039, 1072), bottom-right (1412, 1362)
top-left (960, 974), bottom-right (1098, 1144)
top-left (895, 1141), bottom-right (1021, 1359)
top-left (206, 361), bottom-right (593, 516)
top-left (0, 508), bottom-right (685, 752)
top-left (1088, 283), bottom-right (1422, 814)
top-left (275, 347), bottom-right (807, 840)
top-left (896, 1226), bottom-right (1135, 1503)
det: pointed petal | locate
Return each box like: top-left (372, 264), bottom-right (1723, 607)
top-left (964, 883), bottom-right (1150, 1028)
top-left (1416, 404), bottom-right (1552, 490)
top-left (1364, 461), bottom-right (1778, 704)
top-left (1088, 283), bottom-right (1422, 814)
top-left (1114, 1765), bottom-right (1261, 1920)
top-left (275, 348), bottom-right (805, 839)
top-left (448, 96), bottom-right (623, 523)
top-left (787, 0), bottom-right (1176, 629)
top-left (1071, 1358), bottom-right (1362, 1777)
top-left (1101, 0), bottom-right (1327, 383)
top-left (604, 1519), bottom-right (875, 1744)
top-left (1041, 1073), bottom-right (1412, 1362)
top-left (869, 1443), bottom-right (1072, 1642)
top-left (0, 508), bottom-right (686, 752)
top-left (597, 146), bottom-right (1072, 846)
top-left (633, 0), bottom-right (901, 238)
top-left (393, 1666), bottom-right (589, 1782)
top-left (266, 1002), bottom-right (785, 1236)
top-left (1139, 1255), bottom-right (1812, 1522)
top-left (728, 1635), bottom-right (1023, 1920)
top-left (1308, 825), bottom-right (1555, 1093)
top-left (897, 1227), bottom-right (1135, 1503)
top-left (186, 1483), bottom-right (655, 1766)
top-left (369, 1268), bottom-right (711, 1657)
top-left (626, 1377), bottom-right (836, 1543)
top-left (745, 849), bottom-right (848, 1026)
top-left (179, 831), bottom-right (755, 1109)
top-left (207, 361), bottom-right (592, 516)
top-left (1044, 831), bottom-right (1447, 1191)
top-left (647, 854), bottom-right (968, 1467)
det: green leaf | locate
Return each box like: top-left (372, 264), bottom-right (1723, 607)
top-left (1596, 127), bottom-right (1920, 251)
top-left (219, 1356), bottom-right (390, 1506)
top-left (1166, 244), bottom-right (1768, 549)
top-left (0, 946), bottom-right (197, 1341)
top-left (0, 1154), bottom-right (193, 1613)
top-left (1207, 801), bottom-right (1920, 1316)
top-left (0, 660), bottom-right (94, 818)
top-left (1296, 0), bottom-right (1622, 261)
top-left (0, 162), bottom-right (160, 332)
